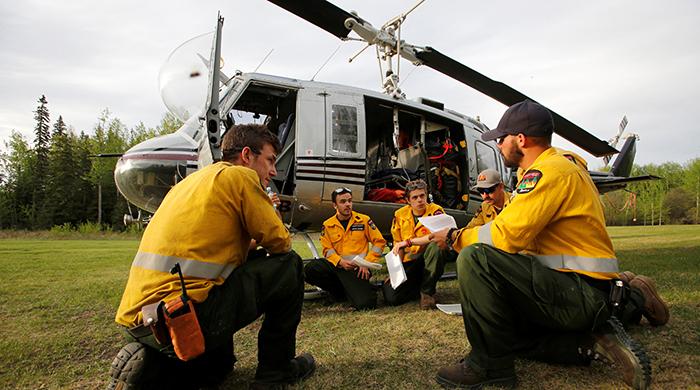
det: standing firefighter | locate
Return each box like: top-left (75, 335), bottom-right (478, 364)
top-left (432, 101), bottom-right (667, 389)
top-left (109, 124), bottom-right (315, 390)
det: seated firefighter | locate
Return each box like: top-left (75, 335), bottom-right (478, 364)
top-left (385, 179), bottom-right (457, 309)
top-left (109, 124), bottom-right (315, 390)
top-left (465, 168), bottom-right (511, 229)
top-left (431, 100), bottom-right (668, 389)
top-left (304, 187), bottom-right (386, 310)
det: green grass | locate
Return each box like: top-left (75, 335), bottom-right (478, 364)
top-left (0, 226), bottom-right (699, 389)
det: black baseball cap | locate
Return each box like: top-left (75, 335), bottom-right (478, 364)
top-left (481, 100), bottom-right (555, 142)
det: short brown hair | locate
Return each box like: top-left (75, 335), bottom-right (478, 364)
top-left (405, 179), bottom-right (428, 198)
top-left (221, 124), bottom-right (281, 162)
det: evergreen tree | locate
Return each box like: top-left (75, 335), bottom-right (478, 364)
top-left (32, 95), bottom-right (51, 228)
top-left (52, 115), bottom-right (67, 137)
top-left (45, 117), bottom-right (76, 226)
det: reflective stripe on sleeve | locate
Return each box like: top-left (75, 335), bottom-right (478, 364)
top-left (133, 251), bottom-right (236, 280)
top-left (341, 252), bottom-right (368, 260)
top-left (477, 222), bottom-right (494, 246)
top-left (534, 254), bottom-right (619, 273)
top-left (326, 249), bottom-right (337, 257)
top-left (370, 245), bottom-right (383, 255)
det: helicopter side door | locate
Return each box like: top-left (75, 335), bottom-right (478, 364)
top-left (292, 88), bottom-right (366, 229)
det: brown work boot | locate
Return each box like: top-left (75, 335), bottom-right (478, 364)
top-left (630, 275), bottom-right (670, 326)
top-left (618, 271), bottom-right (637, 284)
top-left (592, 317), bottom-right (652, 390)
top-left (435, 360), bottom-right (516, 389)
top-left (420, 293), bottom-right (437, 310)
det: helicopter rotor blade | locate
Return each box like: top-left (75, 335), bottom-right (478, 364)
top-left (267, 0), bottom-right (364, 39)
top-left (414, 47), bottom-right (618, 157)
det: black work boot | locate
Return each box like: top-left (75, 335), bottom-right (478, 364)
top-left (435, 359), bottom-right (516, 389)
top-left (249, 353), bottom-right (316, 390)
top-left (106, 342), bottom-right (162, 390)
top-left (590, 317), bottom-right (652, 390)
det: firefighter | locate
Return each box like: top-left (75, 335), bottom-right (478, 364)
top-left (465, 169), bottom-right (511, 229)
top-left (385, 179), bottom-right (457, 309)
top-left (304, 187), bottom-right (387, 310)
top-left (431, 101), bottom-right (667, 390)
top-left (108, 124), bottom-right (315, 390)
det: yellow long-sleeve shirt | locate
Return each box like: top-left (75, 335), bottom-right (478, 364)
top-left (115, 162), bottom-right (290, 327)
top-left (465, 192), bottom-right (512, 229)
top-left (391, 203), bottom-right (445, 262)
top-left (320, 211), bottom-right (386, 266)
top-left (453, 147), bottom-right (618, 280)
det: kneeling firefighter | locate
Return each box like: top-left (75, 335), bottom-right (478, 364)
top-left (108, 124), bottom-right (315, 390)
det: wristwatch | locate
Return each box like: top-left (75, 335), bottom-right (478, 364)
top-left (445, 228), bottom-right (459, 247)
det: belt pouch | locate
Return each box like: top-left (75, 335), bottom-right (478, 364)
top-left (163, 297), bottom-right (205, 361)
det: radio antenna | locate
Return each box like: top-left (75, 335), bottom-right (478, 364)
top-left (253, 49), bottom-right (274, 73)
top-left (311, 44), bottom-right (342, 81)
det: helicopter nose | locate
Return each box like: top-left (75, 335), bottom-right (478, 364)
top-left (114, 149), bottom-right (197, 213)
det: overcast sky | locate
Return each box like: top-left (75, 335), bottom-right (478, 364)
top-left (1, 0), bottom-right (698, 168)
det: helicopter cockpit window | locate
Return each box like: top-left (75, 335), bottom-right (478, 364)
top-left (331, 104), bottom-right (358, 153)
top-left (475, 141), bottom-right (498, 174)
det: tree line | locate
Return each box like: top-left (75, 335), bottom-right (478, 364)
top-left (1, 95), bottom-right (698, 230)
top-left (0, 95), bottom-right (182, 230)
top-left (602, 160), bottom-right (700, 226)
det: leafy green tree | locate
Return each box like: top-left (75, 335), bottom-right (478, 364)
top-left (0, 132), bottom-right (36, 228)
top-left (683, 158), bottom-right (700, 224)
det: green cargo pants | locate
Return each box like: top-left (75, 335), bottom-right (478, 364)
top-left (128, 250), bottom-right (305, 385)
top-left (382, 242), bottom-right (457, 306)
top-left (304, 257), bottom-right (377, 310)
top-left (456, 243), bottom-right (644, 374)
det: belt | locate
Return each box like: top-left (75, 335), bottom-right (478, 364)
top-left (126, 324), bottom-right (153, 340)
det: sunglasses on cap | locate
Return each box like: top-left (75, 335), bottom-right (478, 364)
top-left (333, 187), bottom-right (352, 194)
top-left (478, 184), bottom-right (499, 195)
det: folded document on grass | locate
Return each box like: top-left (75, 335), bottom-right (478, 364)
top-left (384, 251), bottom-right (407, 289)
top-left (351, 255), bottom-right (383, 270)
top-left (436, 303), bottom-right (462, 316)
top-left (418, 214), bottom-right (457, 232)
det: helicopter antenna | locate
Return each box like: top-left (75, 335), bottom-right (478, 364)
top-left (311, 44), bottom-right (342, 81)
top-left (253, 49), bottom-right (274, 73)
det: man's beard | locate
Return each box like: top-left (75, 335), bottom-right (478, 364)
top-left (502, 142), bottom-right (524, 168)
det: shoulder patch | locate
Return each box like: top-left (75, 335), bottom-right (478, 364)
top-left (433, 209), bottom-right (443, 215)
top-left (516, 170), bottom-right (543, 194)
top-left (368, 219), bottom-right (377, 230)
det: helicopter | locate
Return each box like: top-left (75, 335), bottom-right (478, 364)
top-left (114, 0), bottom-right (657, 241)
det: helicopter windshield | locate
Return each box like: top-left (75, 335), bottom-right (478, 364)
top-left (158, 32), bottom-right (215, 122)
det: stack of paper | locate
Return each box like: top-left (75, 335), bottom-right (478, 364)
top-left (418, 214), bottom-right (457, 232)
